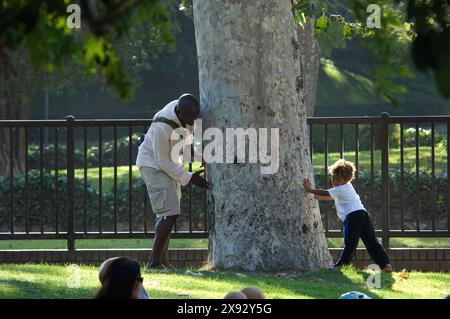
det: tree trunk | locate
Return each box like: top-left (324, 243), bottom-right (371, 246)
top-left (0, 47), bottom-right (28, 176)
top-left (0, 89), bottom-right (27, 176)
top-left (297, 17), bottom-right (320, 117)
top-left (193, 0), bottom-right (331, 271)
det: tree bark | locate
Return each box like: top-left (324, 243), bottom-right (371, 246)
top-left (193, 0), bottom-right (331, 271)
top-left (0, 47), bottom-right (28, 176)
top-left (0, 93), bottom-right (26, 176)
top-left (297, 17), bottom-right (320, 117)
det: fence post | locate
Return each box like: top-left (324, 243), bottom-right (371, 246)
top-left (380, 112), bottom-right (390, 249)
top-left (66, 115), bottom-right (75, 251)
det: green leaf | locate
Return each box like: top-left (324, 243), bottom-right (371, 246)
top-left (316, 15), bottom-right (328, 30)
top-left (343, 24), bottom-right (352, 38)
top-left (294, 10), bottom-right (304, 28)
top-left (316, 20), bottom-right (346, 57)
top-left (301, 12), bottom-right (307, 25)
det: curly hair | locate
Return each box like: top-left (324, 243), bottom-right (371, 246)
top-left (328, 159), bottom-right (355, 182)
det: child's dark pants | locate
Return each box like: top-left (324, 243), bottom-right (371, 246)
top-left (335, 210), bottom-right (390, 268)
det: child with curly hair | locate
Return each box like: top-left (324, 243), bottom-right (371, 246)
top-left (303, 159), bottom-right (392, 272)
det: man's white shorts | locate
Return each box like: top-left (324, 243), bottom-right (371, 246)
top-left (140, 166), bottom-right (181, 218)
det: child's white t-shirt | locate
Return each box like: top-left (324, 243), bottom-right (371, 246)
top-left (327, 182), bottom-right (366, 222)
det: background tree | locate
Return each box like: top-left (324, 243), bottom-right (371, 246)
top-left (294, 0), bottom-right (449, 103)
top-left (297, 16), bottom-right (321, 117)
top-left (0, 1), bottom-right (178, 175)
top-left (0, 0), bottom-right (176, 100)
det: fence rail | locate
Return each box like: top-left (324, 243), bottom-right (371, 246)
top-left (0, 113), bottom-right (449, 250)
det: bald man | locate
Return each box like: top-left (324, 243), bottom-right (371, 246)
top-left (137, 94), bottom-right (211, 270)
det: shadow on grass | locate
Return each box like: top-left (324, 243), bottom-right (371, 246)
top-left (0, 263), bottom-right (396, 299)
top-left (145, 266), bottom-right (395, 299)
top-left (354, 268), bottom-right (395, 291)
top-left (0, 263), bottom-right (97, 277)
top-left (0, 278), bottom-right (95, 299)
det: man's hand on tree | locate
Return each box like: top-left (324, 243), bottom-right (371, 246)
top-left (189, 169), bottom-right (211, 189)
top-left (303, 179), bottom-right (312, 192)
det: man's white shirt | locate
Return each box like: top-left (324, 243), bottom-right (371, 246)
top-left (136, 100), bottom-right (202, 186)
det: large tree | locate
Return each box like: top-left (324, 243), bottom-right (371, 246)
top-left (193, 0), bottom-right (332, 271)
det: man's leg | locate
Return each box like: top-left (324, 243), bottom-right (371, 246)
top-left (334, 212), bottom-right (364, 268)
top-left (360, 211), bottom-right (391, 270)
top-left (161, 220), bottom-right (177, 270)
top-left (160, 181), bottom-right (181, 270)
top-left (147, 215), bottom-right (178, 269)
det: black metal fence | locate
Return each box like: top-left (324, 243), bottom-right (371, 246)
top-left (0, 116), bottom-right (207, 251)
top-left (0, 113), bottom-right (449, 250)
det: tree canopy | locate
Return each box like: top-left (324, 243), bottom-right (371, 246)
top-left (293, 0), bottom-right (450, 101)
top-left (1, 0), bottom-right (449, 102)
top-left (0, 0), bottom-right (177, 101)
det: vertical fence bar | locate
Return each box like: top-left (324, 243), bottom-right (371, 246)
top-left (431, 122), bottom-right (436, 231)
top-left (380, 113), bottom-right (390, 249)
top-left (355, 124), bottom-right (359, 191)
top-left (340, 123), bottom-right (344, 234)
top-left (39, 127), bottom-right (44, 233)
top-left (83, 126), bottom-right (87, 234)
top-left (324, 124), bottom-right (329, 233)
top-left (203, 178), bottom-right (207, 234)
top-left (114, 126), bottom-right (118, 233)
top-left (400, 123), bottom-right (404, 231)
top-left (447, 122), bottom-right (450, 232)
top-left (128, 126), bottom-right (133, 233)
top-left (24, 127), bottom-right (29, 234)
top-left (99, 126), bottom-right (103, 234)
top-left (66, 116), bottom-right (75, 251)
top-left (142, 125), bottom-right (148, 233)
top-left (415, 122), bottom-right (420, 231)
top-left (144, 184), bottom-right (148, 233)
top-left (340, 123), bottom-right (344, 233)
top-left (189, 149), bottom-right (193, 233)
top-left (9, 127), bottom-right (14, 234)
top-left (370, 124), bottom-right (375, 213)
top-left (54, 127), bottom-right (59, 234)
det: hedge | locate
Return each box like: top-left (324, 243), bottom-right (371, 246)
top-left (27, 133), bottom-right (142, 170)
top-left (0, 170), bottom-right (447, 232)
top-left (0, 171), bottom-right (206, 232)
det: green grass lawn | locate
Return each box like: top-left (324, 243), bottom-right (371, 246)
top-left (0, 238), bottom-right (208, 250)
top-left (0, 263), bottom-right (448, 299)
top-left (0, 238), bottom-right (449, 250)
